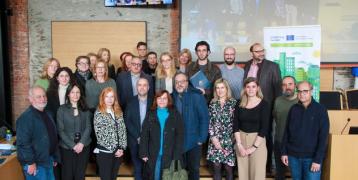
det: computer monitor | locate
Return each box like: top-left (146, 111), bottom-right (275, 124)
top-left (348, 127), bottom-right (358, 134)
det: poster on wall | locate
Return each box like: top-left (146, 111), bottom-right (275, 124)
top-left (264, 25), bottom-right (321, 101)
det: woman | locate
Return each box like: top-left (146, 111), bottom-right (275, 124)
top-left (207, 78), bottom-right (236, 180)
top-left (139, 90), bottom-right (184, 180)
top-left (74, 55), bottom-right (93, 95)
top-left (35, 57), bottom-right (60, 90)
top-left (87, 52), bottom-right (98, 72)
top-left (98, 48), bottom-right (116, 79)
top-left (155, 52), bottom-right (177, 93)
top-left (85, 59), bottom-right (117, 112)
top-left (233, 77), bottom-right (269, 180)
top-left (177, 48), bottom-right (192, 73)
top-left (116, 52), bottom-right (133, 75)
top-left (46, 67), bottom-right (75, 120)
top-left (94, 87), bottom-right (127, 180)
top-left (57, 84), bottom-right (92, 180)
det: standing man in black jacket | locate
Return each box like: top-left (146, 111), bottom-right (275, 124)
top-left (125, 78), bottom-right (153, 180)
top-left (281, 81), bottom-right (329, 180)
top-left (244, 43), bottom-right (282, 173)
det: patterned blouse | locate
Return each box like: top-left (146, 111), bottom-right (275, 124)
top-left (94, 110), bottom-right (127, 152)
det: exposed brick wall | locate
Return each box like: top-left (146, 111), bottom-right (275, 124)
top-left (7, 0), bottom-right (30, 126)
top-left (170, 0), bottom-right (180, 58)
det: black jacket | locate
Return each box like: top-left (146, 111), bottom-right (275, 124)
top-left (124, 96), bottom-right (153, 149)
top-left (74, 70), bottom-right (92, 96)
top-left (139, 108), bottom-right (184, 179)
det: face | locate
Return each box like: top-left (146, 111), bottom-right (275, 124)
top-left (101, 51), bottom-right (110, 62)
top-left (29, 87), bottom-right (47, 110)
top-left (137, 79), bottom-right (149, 96)
top-left (297, 82), bottom-right (312, 104)
top-left (251, 44), bottom-right (265, 62)
top-left (196, 45), bottom-right (209, 61)
top-left (69, 86), bottom-right (81, 103)
top-left (131, 57), bottom-right (142, 74)
top-left (224, 48), bottom-right (236, 65)
top-left (174, 74), bottom-right (189, 93)
top-left (47, 61), bottom-right (59, 77)
top-left (215, 83), bottom-right (228, 99)
top-left (245, 81), bottom-right (259, 97)
top-left (104, 91), bottom-right (115, 108)
top-left (156, 93), bottom-right (169, 108)
top-left (179, 53), bottom-right (190, 65)
top-left (161, 55), bottom-right (172, 70)
top-left (57, 70), bottom-right (70, 86)
top-left (77, 58), bottom-right (90, 72)
top-left (89, 56), bottom-right (97, 68)
top-left (124, 55), bottom-right (133, 70)
top-left (282, 77), bottom-right (295, 97)
top-left (147, 54), bottom-right (157, 66)
top-left (137, 45), bottom-right (147, 58)
top-left (95, 62), bottom-right (106, 78)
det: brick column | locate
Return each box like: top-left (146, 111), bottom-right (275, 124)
top-left (7, 0), bottom-right (30, 126)
top-left (170, 0), bottom-right (180, 58)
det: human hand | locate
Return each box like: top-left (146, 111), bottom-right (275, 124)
top-left (237, 143), bottom-right (247, 157)
top-left (246, 146), bottom-right (256, 155)
top-left (27, 163), bottom-right (37, 175)
top-left (197, 87), bottom-right (205, 94)
top-left (73, 143), bottom-right (84, 154)
top-left (142, 157), bottom-right (149, 162)
top-left (311, 162), bottom-right (321, 172)
top-left (281, 155), bottom-right (289, 166)
top-left (115, 149), bottom-right (123, 157)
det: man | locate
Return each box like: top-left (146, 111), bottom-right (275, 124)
top-left (272, 76), bottom-right (298, 180)
top-left (143, 51), bottom-right (157, 77)
top-left (219, 46), bottom-right (244, 100)
top-left (186, 41), bottom-right (222, 103)
top-left (116, 56), bottom-right (154, 110)
top-left (244, 42), bottom-right (282, 172)
top-left (124, 78), bottom-right (153, 180)
top-left (16, 86), bottom-right (60, 180)
top-left (172, 72), bottom-right (209, 180)
top-left (281, 81), bottom-right (329, 180)
top-left (136, 41), bottom-right (149, 72)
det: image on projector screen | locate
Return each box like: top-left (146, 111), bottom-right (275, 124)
top-left (180, 0), bottom-right (358, 63)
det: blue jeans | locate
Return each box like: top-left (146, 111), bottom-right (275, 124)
top-left (23, 158), bottom-right (55, 180)
top-left (288, 156), bottom-right (321, 180)
top-left (155, 155), bottom-right (162, 180)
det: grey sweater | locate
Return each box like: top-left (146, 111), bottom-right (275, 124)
top-left (85, 78), bottom-right (117, 110)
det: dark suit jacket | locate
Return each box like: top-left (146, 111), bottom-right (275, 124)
top-left (116, 71), bottom-right (154, 110)
top-left (244, 59), bottom-right (282, 107)
top-left (124, 95), bottom-right (153, 149)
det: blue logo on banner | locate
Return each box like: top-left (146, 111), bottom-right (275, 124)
top-left (286, 35), bottom-right (294, 41)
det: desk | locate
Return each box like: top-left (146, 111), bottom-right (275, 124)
top-left (0, 138), bottom-right (24, 180)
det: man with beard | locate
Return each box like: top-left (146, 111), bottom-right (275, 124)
top-left (272, 76), bottom-right (298, 180)
top-left (186, 41), bottom-right (222, 103)
top-left (244, 42), bottom-right (282, 173)
top-left (219, 46), bottom-right (244, 100)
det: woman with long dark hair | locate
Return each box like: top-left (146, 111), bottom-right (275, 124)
top-left (57, 83), bottom-right (92, 180)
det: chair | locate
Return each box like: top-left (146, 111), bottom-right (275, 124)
top-left (320, 90), bottom-right (344, 110)
top-left (345, 89), bottom-right (358, 110)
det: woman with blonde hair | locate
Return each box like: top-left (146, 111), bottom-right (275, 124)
top-left (207, 78), bottom-right (236, 180)
top-left (87, 52), bottom-right (98, 72)
top-left (155, 52), bottom-right (177, 93)
top-left (35, 57), bottom-right (60, 90)
top-left (94, 87), bottom-right (127, 180)
top-left (97, 48), bottom-right (116, 79)
top-left (233, 77), bottom-right (269, 180)
top-left (177, 48), bottom-right (192, 73)
top-left (85, 59), bottom-right (117, 112)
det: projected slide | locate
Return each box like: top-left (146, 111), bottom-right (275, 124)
top-left (180, 0), bottom-right (358, 63)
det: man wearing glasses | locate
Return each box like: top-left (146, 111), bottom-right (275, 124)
top-left (243, 42), bottom-right (282, 173)
top-left (116, 56), bottom-right (154, 110)
top-left (172, 72), bottom-right (209, 180)
top-left (281, 81), bottom-right (329, 180)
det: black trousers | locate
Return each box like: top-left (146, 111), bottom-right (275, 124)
top-left (96, 151), bottom-right (122, 180)
top-left (60, 146), bottom-right (90, 180)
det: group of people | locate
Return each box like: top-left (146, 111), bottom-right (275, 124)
top-left (16, 41), bottom-right (329, 180)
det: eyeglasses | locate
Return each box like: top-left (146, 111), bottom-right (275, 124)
top-left (131, 63), bottom-right (142, 67)
top-left (297, 89), bottom-right (311, 95)
top-left (77, 62), bottom-right (89, 66)
top-left (252, 49), bottom-right (265, 53)
top-left (175, 80), bottom-right (187, 85)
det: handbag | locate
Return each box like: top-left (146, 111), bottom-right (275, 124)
top-left (162, 160), bottom-right (188, 180)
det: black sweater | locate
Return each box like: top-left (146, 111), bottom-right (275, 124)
top-left (281, 99), bottom-right (329, 164)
